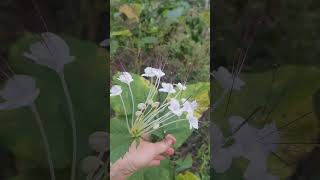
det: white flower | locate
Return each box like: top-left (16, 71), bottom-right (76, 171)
top-left (141, 67), bottom-right (165, 78)
top-left (176, 83), bottom-right (186, 91)
top-left (168, 98), bottom-right (183, 116)
top-left (182, 100), bottom-right (198, 115)
top-left (118, 72), bottom-right (133, 85)
top-left (211, 123), bottom-right (243, 173)
top-left (137, 103), bottom-right (146, 110)
top-left (110, 85), bottom-right (122, 96)
top-left (152, 68), bottom-right (165, 78)
top-left (23, 32), bottom-right (74, 74)
top-left (159, 83), bottom-right (176, 93)
top-left (141, 67), bottom-right (155, 77)
top-left (0, 75), bottom-right (39, 110)
top-left (213, 66), bottom-right (245, 91)
top-left (187, 114), bottom-right (198, 129)
top-left (153, 123), bottom-right (160, 129)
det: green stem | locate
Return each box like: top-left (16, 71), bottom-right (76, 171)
top-left (59, 73), bottom-right (77, 180)
top-left (120, 95), bottom-right (130, 132)
top-left (128, 84), bottom-right (135, 127)
top-left (30, 103), bottom-right (56, 180)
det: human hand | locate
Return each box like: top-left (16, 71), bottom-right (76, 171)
top-left (110, 134), bottom-right (176, 180)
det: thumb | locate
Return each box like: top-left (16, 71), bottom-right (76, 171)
top-left (153, 135), bottom-right (174, 155)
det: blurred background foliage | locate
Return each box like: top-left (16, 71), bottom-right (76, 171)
top-left (213, 0), bottom-right (320, 179)
top-left (0, 0), bottom-right (107, 58)
top-left (110, 0), bottom-right (210, 83)
top-left (214, 0), bottom-right (320, 71)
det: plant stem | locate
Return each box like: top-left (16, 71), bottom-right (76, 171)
top-left (120, 95), bottom-right (130, 132)
top-left (59, 73), bottom-right (77, 180)
top-left (128, 84), bottom-right (135, 127)
top-left (30, 103), bottom-right (56, 180)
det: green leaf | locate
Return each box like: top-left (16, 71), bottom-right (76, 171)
top-left (110, 117), bottom-right (132, 163)
top-left (129, 159), bottom-right (172, 180)
top-left (141, 36), bottom-right (158, 45)
top-left (111, 29), bottom-right (132, 37)
top-left (213, 66), bottom-right (320, 179)
top-left (1, 33), bottom-right (107, 179)
top-left (110, 40), bottom-right (119, 55)
top-left (176, 171), bottom-right (200, 180)
top-left (110, 73), bottom-right (155, 116)
top-left (175, 154), bottom-right (193, 172)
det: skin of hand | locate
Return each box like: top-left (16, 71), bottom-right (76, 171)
top-left (110, 134), bottom-right (176, 180)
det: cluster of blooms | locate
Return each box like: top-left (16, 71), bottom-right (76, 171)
top-left (110, 67), bottom-right (198, 138)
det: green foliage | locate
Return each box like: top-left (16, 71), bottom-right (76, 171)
top-left (0, 33), bottom-right (107, 179)
top-left (175, 154), bottom-right (193, 172)
top-left (110, 73), bottom-right (153, 115)
top-left (110, 0), bottom-right (210, 82)
top-left (110, 72), bottom-right (210, 178)
top-left (212, 66), bottom-right (320, 179)
top-left (176, 171), bottom-right (200, 180)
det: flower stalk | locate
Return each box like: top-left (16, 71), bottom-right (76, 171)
top-left (110, 67), bottom-right (199, 139)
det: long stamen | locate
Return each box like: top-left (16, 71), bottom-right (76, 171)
top-left (144, 119), bottom-right (187, 135)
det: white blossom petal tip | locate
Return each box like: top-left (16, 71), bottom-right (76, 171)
top-left (182, 100), bottom-right (198, 115)
top-left (23, 32), bottom-right (74, 73)
top-left (176, 82), bottom-right (187, 90)
top-left (213, 66), bottom-right (245, 91)
top-left (187, 114), bottom-right (198, 129)
top-left (110, 85), bottom-right (122, 96)
top-left (159, 82), bottom-right (176, 93)
top-left (168, 98), bottom-right (183, 116)
top-left (141, 67), bottom-right (155, 77)
top-left (118, 72), bottom-right (133, 85)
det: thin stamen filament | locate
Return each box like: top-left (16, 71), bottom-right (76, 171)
top-left (145, 119), bottom-right (187, 135)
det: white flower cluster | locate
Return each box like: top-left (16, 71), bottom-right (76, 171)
top-left (110, 67), bottom-right (198, 138)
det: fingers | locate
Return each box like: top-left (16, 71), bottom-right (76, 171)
top-left (165, 134), bottom-right (176, 145)
top-left (154, 155), bottom-right (165, 161)
top-left (147, 160), bottom-right (161, 167)
top-left (153, 134), bottom-right (176, 155)
top-left (165, 147), bottom-right (174, 156)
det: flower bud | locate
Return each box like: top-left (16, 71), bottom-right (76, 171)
top-left (152, 102), bottom-right (160, 107)
top-left (135, 111), bottom-right (142, 116)
top-left (137, 103), bottom-right (146, 110)
top-left (147, 99), bottom-right (154, 105)
top-left (153, 123), bottom-right (160, 129)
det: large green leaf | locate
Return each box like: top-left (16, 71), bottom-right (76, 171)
top-left (110, 117), bottom-right (131, 163)
top-left (110, 73), bottom-right (154, 116)
top-left (0, 33), bottom-right (107, 180)
top-left (213, 66), bottom-right (320, 179)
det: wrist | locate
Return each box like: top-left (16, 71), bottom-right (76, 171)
top-left (110, 158), bottom-right (134, 180)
